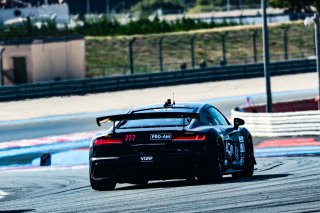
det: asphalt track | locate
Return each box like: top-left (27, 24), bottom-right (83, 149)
top-left (0, 157), bottom-right (319, 212)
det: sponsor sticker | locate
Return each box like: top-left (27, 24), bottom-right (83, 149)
top-left (226, 142), bottom-right (233, 157)
top-left (140, 156), bottom-right (153, 162)
top-left (240, 157), bottom-right (244, 165)
top-left (239, 136), bottom-right (244, 143)
top-left (235, 146), bottom-right (240, 160)
top-left (240, 143), bottom-right (245, 152)
top-left (150, 133), bottom-right (172, 140)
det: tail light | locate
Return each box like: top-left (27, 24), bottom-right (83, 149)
top-left (173, 134), bottom-right (206, 141)
top-left (93, 138), bottom-right (122, 146)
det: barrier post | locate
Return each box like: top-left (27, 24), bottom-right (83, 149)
top-left (252, 30), bottom-right (258, 63)
top-left (283, 27), bottom-right (290, 60)
top-left (129, 38), bottom-right (136, 75)
top-left (159, 36), bottom-right (164, 72)
top-left (190, 35), bottom-right (196, 68)
top-left (221, 32), bottom-right (228, 65)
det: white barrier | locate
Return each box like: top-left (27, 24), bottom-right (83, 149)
top-left (231, 109), bottom-right (320, 137)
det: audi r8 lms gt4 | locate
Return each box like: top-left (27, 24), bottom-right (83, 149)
top-left (89, 100), bottom-right (256, 190)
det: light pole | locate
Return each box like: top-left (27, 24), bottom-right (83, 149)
top-left (239, 0), bottom-right (243, 15)
top-left (262, 0), bottom-right (272, 112)
top-left (226, 0), bottom-right (230, 11)
top-left (0, 47), bottom-right (5, 86)
top-left (305, 14), bottom-right (320, 110)
top-left (86, 0), bottom-right (90, 14)
top-left (106, 0), bottom-right (110, 17)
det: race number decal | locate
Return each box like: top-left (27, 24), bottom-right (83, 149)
top-left (125, 134), bottom-right (136, 142)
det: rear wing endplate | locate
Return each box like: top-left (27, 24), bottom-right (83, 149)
top-left (96, 112), bottom-right (200, 126)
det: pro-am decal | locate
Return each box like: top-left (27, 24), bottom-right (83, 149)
top-left (150, 133), bottom-right (172, 140)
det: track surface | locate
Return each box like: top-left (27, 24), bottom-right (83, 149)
top-left (0, 157), bottom-right (319, 212)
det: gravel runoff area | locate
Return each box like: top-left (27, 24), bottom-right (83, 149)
top-left (0, 72), bottom-right (317, 122)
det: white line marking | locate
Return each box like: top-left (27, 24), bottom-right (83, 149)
top-left (0, 190), bottom-right (8, 199)
top-left (0, 165), bottom-right (88, 173)
top-left (0, 132), bottom-right (95, 150)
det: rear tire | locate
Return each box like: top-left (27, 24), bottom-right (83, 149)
top-left (90, 177), bottom-right (116, 191)
top-left (198, 141), bottom-right (224, 183)
top-left (232, 137), bottom-right (254, 178)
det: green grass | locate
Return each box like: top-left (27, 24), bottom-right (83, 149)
top-left (86, 21), bottom-right (315, 77)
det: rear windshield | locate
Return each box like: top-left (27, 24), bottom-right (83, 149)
top-left (117, 108), bottom-right (194, 129)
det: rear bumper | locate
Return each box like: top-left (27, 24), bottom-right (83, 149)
top-left (90, 153), bottom-right (208, 182)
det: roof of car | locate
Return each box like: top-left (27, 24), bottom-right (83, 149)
top-left (133, 102), bottom-right (206, 111)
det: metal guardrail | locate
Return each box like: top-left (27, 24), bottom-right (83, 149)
top-left (0, 58), bottom-right (316, 102)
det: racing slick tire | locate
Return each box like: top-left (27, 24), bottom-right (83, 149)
top-left (198, 141), bottom-right (224, 183)
top-left (232, 136), bottom-right (254, 179)
top-left (90, 177), bottom-right (116, 191)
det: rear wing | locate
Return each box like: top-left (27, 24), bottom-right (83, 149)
top-left (96, 112), bottom-right (200, 126)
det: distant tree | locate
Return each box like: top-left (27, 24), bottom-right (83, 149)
top-left (269, 0), bottom-right (320, 13)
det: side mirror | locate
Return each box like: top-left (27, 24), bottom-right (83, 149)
top-left (233, 118), bottom-right (245, 129)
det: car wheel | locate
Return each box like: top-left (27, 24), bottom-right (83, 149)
top-left (90, 177), bottom-right (116, 191)
top-left (232, 136), bottom-right (254, 178)
top-left (214, 141), bottom-right (225, 182)
top-left (198, 141), bottom-right (224, 183)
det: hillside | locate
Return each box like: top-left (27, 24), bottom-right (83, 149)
top-left (86, 21), bottom-right (314, 77)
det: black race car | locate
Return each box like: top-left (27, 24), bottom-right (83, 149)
top-left (89, 100), bottom-right (256, 190)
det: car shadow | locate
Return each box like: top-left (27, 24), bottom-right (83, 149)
top-left (116, 173), bottom-right (291, 191)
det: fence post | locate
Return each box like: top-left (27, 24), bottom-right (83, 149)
top-left (221, 32), bottom-right (228, 65)
top-left (283, 27), bottom-right (290, 60)
top-left (159, 36), bottom-right (164, 72)
top-left (252, 30), bottom-right (258, 63)
top-left (27, 16), bottom-right (32, 39)
top-left (129, 38), bottom-right (136, 75)
top-left (190, 35), bottom-right (196, 68)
